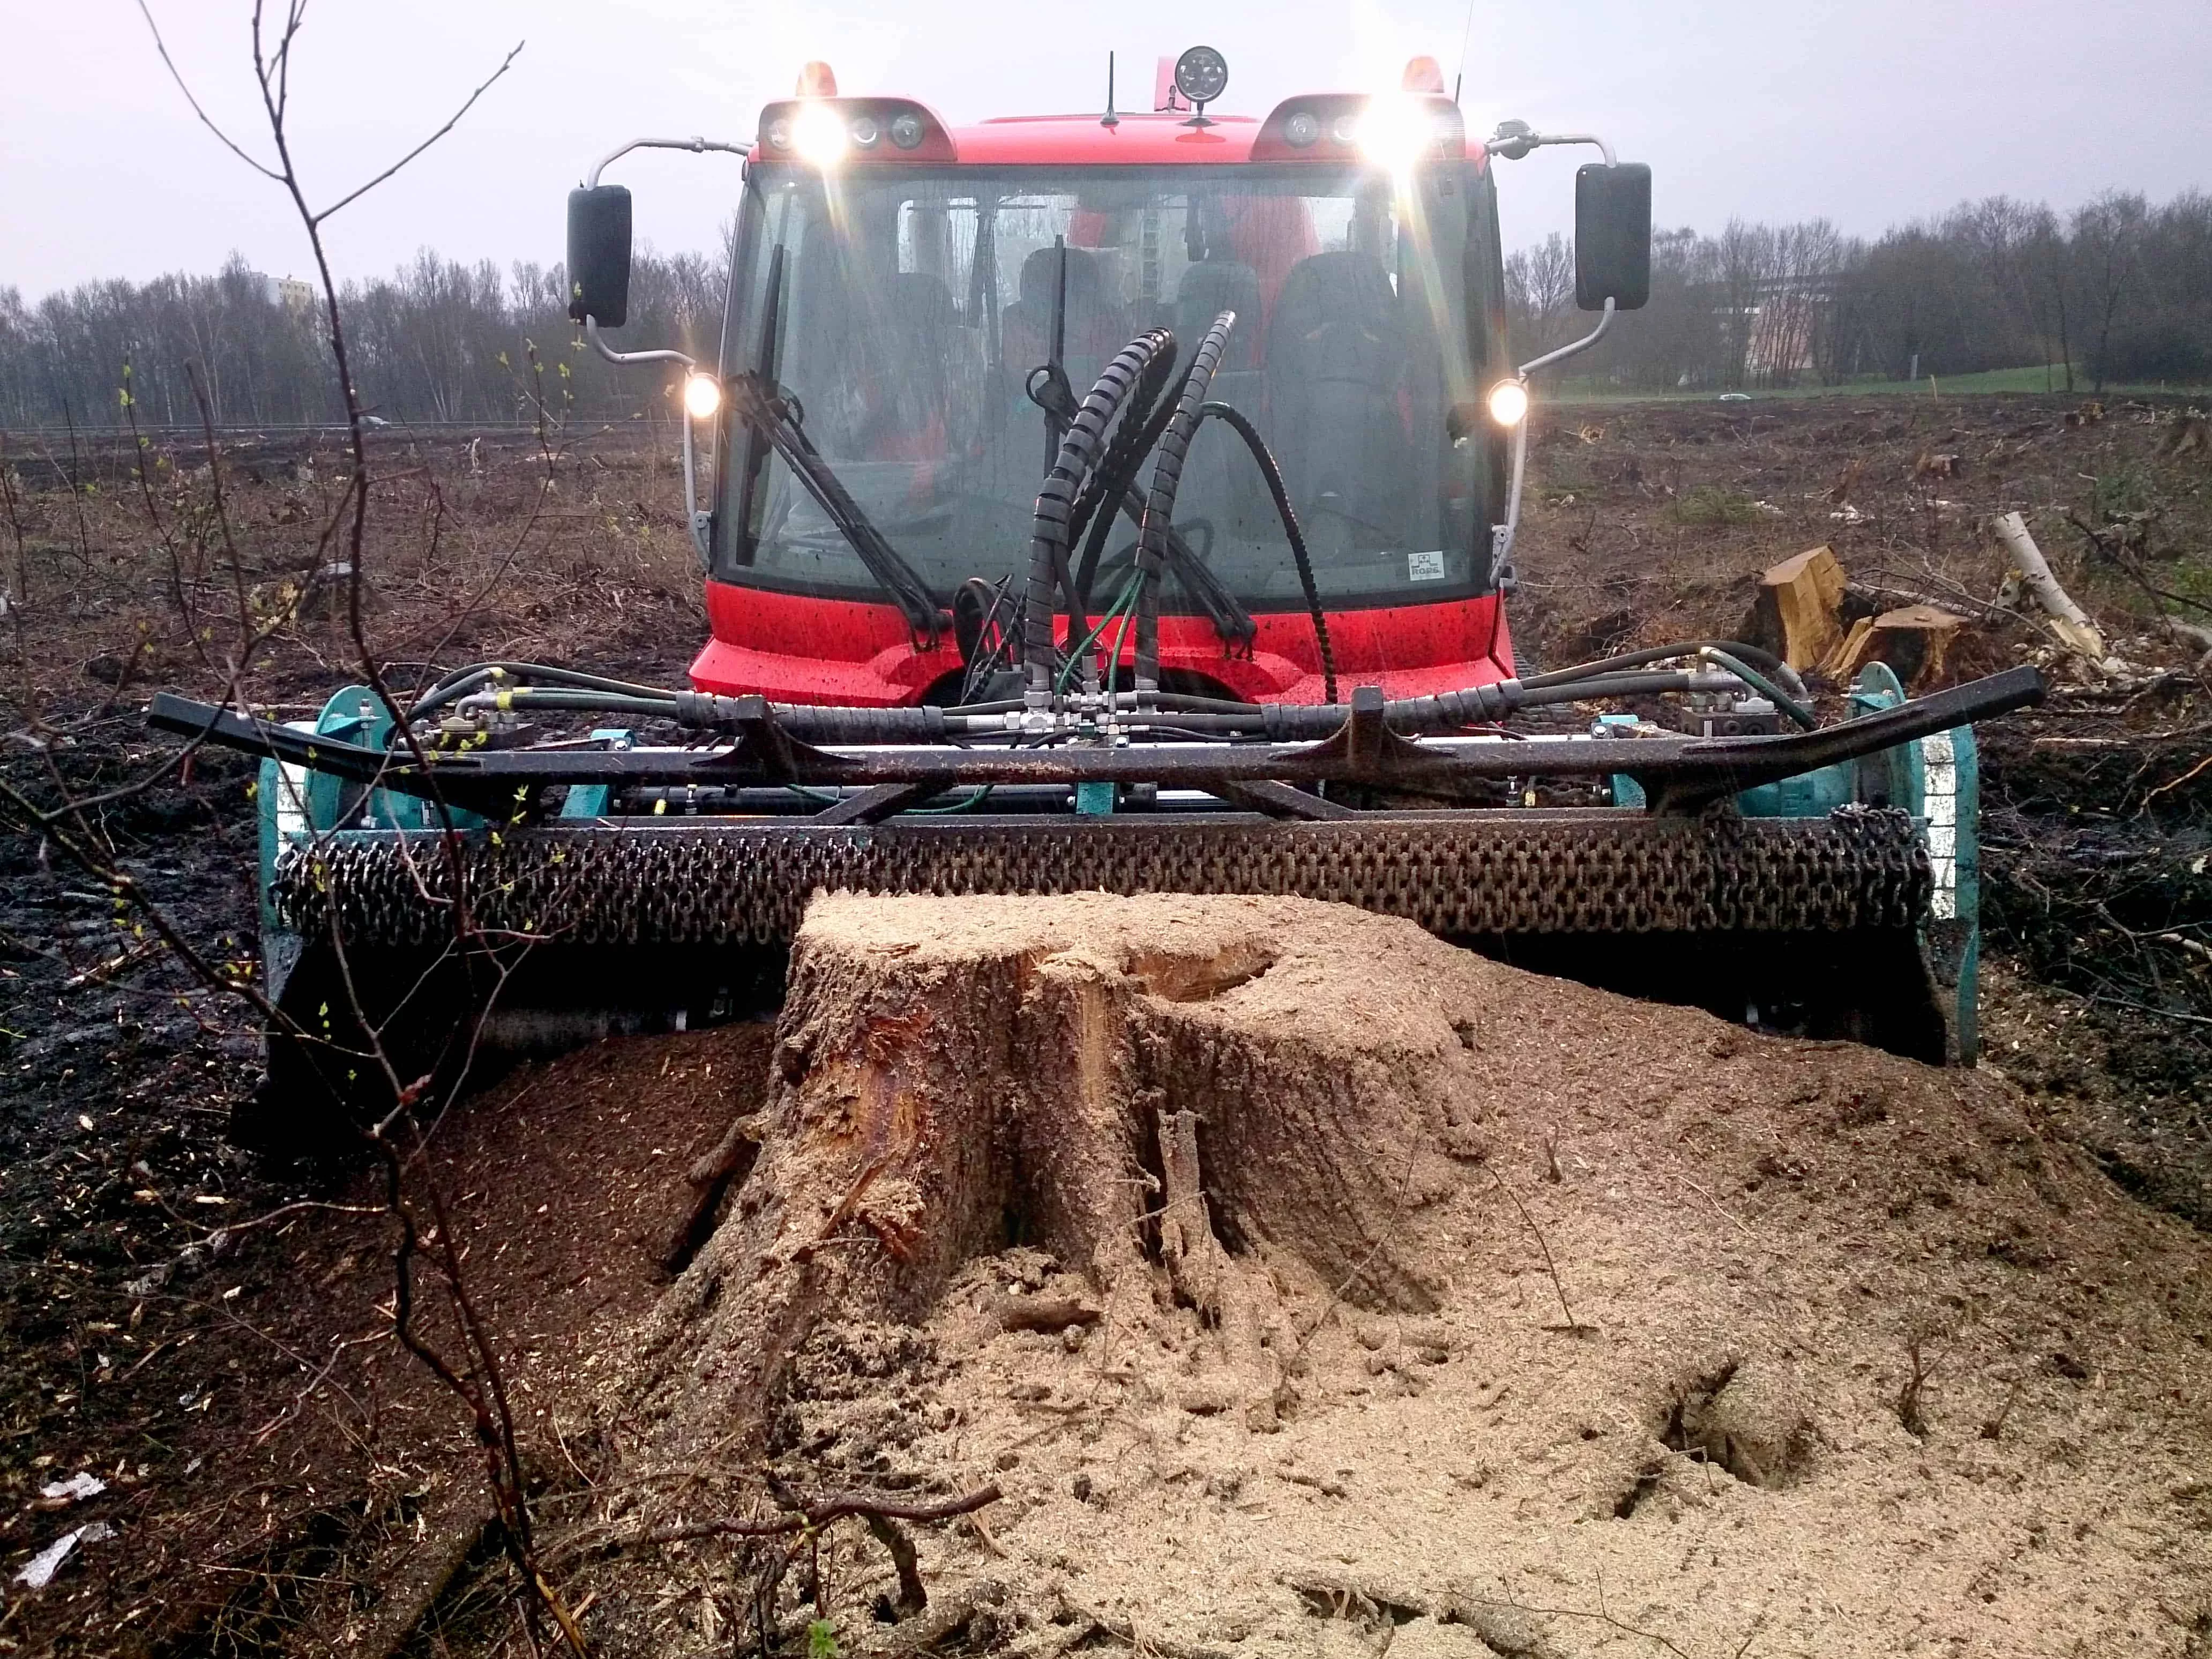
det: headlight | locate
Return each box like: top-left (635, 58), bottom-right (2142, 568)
top-left (849, 114), bottom-right (881, 148)
top-left (1485, 379), bottom-right (1529, 427)
top-left (1283, 111), bottom-right (1321, 148)
top-left (888, 111), bottom-right (925, 150)
top-left (791, 102), bottom-right (848, 166)
top-left (1357, 94), bottom-right (1441, 171)
top-left (683, 374), bottom-right (723, 420)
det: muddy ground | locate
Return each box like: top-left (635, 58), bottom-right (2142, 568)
top-left (0, 391), bottom-right (2205, 1654)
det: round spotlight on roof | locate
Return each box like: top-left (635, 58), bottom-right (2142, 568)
top-left (683, 373), bottom-right (723, 421)
top-left (1485, 378), bottom-right (1530, 428)
top-left (1174, 45), bottom-right (1228, 107)
top-left (1328, 111), bottom-right (1360, 147)
top-left (1283, 111), bottom-right (1321, 148)
top-left (848, 113), bottom-right (881, 148)
top-left (765, 117), bottom-right (794, 152)
top-left (888, 111), bottom-right (925, 150)
top-left (791, 101), bottom-right (849, 166)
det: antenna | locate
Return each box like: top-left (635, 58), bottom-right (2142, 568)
top-left (1101, 50), bottom-right (1119, 128)
top-left (1454, 0), bottom-right (1477, 106)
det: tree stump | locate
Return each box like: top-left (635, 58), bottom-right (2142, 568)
top-left (625, 893), bottom-right (1481, 1455)
top-left (1747, 545), bottom-right (1847, 671)
top-left (1823, 602), bottom-right (1967, 689)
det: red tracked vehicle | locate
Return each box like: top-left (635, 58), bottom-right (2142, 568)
top-left (581, 52), bottom-right (1617, 712)
top-left (151, 48), bottom-right (2042, 1144)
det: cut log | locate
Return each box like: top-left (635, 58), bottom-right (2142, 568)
top-left (1747, 545), bottom-right (1847, 671)
top-left (1821, 603), bottom-right (1967, 690)
top-left (1991, 511), bottom-right (2106, 661)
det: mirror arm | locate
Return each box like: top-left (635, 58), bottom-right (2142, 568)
top-left (586, 134), bottom-right (749, 189)
top-left (585, 315), bottom-right (692, 372)
top-left (1488, 297), bottom-right (1616, 592)
top-left (584, 320), bottom-right (712, 565)
top-left (577, 138), bottom-right (745, 567)
top-left (1516, 295), bottom-right (1615, 380)
top-left (1484, 128), bottom-right (1616, 166)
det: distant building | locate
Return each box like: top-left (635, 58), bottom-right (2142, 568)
top-left (245, 272), bottom-right (318, 313)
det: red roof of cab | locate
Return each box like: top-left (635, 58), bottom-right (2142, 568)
top-left (745, 99), bottom-right (1476, 167)
top-left (951, 111), bottom-right (1262, 165)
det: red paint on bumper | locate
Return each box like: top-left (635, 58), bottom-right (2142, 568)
top-left (689, 580), bottom-right (1516, 705)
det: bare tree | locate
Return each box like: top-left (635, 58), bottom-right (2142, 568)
top-left (2073, 192), bottom-right (2149, 393)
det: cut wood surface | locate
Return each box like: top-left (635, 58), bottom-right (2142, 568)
top-left (1823, 602), bottom-right (1967, 687)
top-left (1751, 544), bottom-right (1847, 670)
top-left (562, 892), bottom-right (2212, 1658)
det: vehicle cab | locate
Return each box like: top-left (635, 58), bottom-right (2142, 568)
top-left (565, 53), bottom-right (1651, 706)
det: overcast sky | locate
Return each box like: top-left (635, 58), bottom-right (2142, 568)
top-left (4, 0), bottom-right (2208, 300)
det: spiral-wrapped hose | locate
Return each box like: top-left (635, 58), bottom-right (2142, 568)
top-left (1068, 341), bottom-right (1182, 601)
top-left (1134, 311), bottom-right (1237, 691)
top-left (1023, 330), bottom-right (1174, 704)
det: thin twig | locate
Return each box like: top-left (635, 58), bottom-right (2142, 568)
top-left (312, 42), bottom-right (525, 223)
top-left (633, 1483), bottom-right (1001, 1549)
top-left (1485, 1164), bottom-right (1592, 1335)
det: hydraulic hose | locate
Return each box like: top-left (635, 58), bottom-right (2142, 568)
top-left (1069, 340), bottom-right (1182, 602)
top-left (1135, 311), bottom-right (1236, 692)
top-left (409, 661), bottom-right (692, 723)
top-left (1697, 648), bottom-right (1817, 730)
top-left (1521, 639), bottom-right (1807, 699)
top-left (646, 668), bottom-right (1749, 744)
top-left (1194, 400), bottom-right (1337, 704)
top-left (1023, 330), bottom-right (1175, 704)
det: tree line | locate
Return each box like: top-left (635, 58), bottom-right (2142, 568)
top-left (1508, 189), bottom-right (2212, 392)
top-left (0, 248), bottom-right (725, 431)
top-left (2, 186), bottom-right (2207, 431)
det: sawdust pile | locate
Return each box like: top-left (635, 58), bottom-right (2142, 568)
top-left (585, 893), bottom-right (2212, 1657)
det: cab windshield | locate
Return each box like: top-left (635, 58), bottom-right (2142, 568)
top-left (715, 163), bottom-right (1504, 614)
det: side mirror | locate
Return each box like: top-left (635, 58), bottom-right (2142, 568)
top-left (1574, 162), bottom-right (1651, 311)
top-left (566, 185), bottom-right (633, 327)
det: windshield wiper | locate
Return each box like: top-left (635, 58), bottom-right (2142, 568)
top-left (728, 373), bottom-right (947, 647)
top-left (1108, 490), bottom-right (1254, 651)
top-left (736, 242), bottom-right (945, 647)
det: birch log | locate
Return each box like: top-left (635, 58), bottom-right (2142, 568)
top-left (1992, 511), bottom-right (2106, 660)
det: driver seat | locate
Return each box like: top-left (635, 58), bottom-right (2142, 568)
top-left (1263, 250), bottom-right (1408, 545)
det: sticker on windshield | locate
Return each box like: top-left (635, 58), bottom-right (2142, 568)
top-left (1407, 550), bottom-right (1446, 581)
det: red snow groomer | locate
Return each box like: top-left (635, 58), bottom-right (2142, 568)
top-left (153, 49), bottom-right (2041, 1140)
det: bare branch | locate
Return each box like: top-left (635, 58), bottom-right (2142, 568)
top-left (132, 0), bottom-right (284, 181)
top-left (313, 42), bottom-right (525, 225)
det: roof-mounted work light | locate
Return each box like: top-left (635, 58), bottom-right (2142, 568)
top-left (1173, 46), bottom-right (1228, 108)
top-left (1357, 93), bottom-right (1445, 171)
top-left (1173, 45), bottom-right (1228, 126)
top-left (790, 101), bottom-right (849, 166)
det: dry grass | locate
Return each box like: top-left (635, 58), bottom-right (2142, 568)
top-left (2, 421), bottom-right (705, 730)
